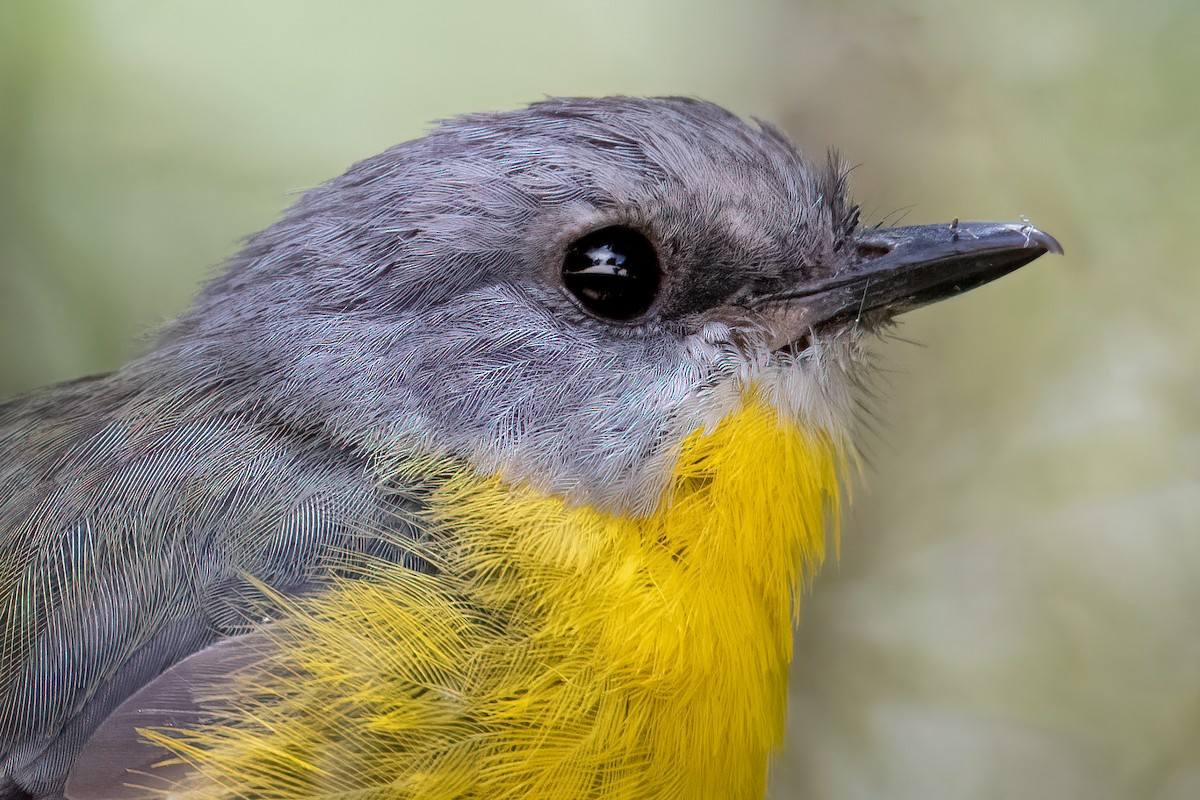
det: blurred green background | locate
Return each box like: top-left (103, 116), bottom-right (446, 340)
top-left (1, 2), bottom-right (1197, 798)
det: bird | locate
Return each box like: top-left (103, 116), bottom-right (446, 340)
top-left (0, 96), bottom-right (1061, 800)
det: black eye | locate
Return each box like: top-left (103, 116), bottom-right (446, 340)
top-left (562, 226), bottom-right (661, 320)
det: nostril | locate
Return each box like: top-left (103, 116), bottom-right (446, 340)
top-left (855, 242), bottom-right (892, 259)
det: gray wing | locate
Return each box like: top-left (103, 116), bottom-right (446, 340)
top-left (0, 375), bottom-right (425, 798)
top-left (63, 634), bottom-right (263, 800)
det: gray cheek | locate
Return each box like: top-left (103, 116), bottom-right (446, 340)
top-left (298, 282), bottom-right (862, 515)
top-left (369, 300), bottom-right (687, 510)
top-left (386, 318), bottom-right (818, 514)
top-left (437, 345), bottom-right (691, 511)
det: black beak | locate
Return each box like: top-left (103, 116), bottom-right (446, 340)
top-left (766, 221), bottom-right (1063, 330)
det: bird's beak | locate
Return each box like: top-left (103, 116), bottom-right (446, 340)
top-left (763, 221), bottom-right (1063, 342)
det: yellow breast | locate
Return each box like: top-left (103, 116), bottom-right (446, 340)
top-left (154, 397), bottom-right (844, 799)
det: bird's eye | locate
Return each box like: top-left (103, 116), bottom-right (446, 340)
top-left (562, 226), bottom-right (661, 320)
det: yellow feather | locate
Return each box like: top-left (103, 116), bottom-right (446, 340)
top-left (147, 396), bottom-right (844, 799)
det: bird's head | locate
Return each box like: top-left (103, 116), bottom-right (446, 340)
top-left (157, 96), bottom-right (1059, 514)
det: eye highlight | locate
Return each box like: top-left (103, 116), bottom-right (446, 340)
top-left (562, 226), bottom-right (661, 320)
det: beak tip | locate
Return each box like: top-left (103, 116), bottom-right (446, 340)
top-left (1017, 223), bottom-right (1064, 256)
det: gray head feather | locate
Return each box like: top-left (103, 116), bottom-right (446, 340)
top-left (0, 97), bottom-right (868, 796)
top-left (152, 96), bottom-right (862, 511)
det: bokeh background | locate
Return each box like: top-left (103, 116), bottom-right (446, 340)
top-left (2, 2), bottom-right (1196, 798)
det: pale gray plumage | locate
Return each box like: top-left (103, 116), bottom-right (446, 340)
top-left (0, 96), bottom-right (1059, 799)
top-left (0, 97), bottom-right (862, 799)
